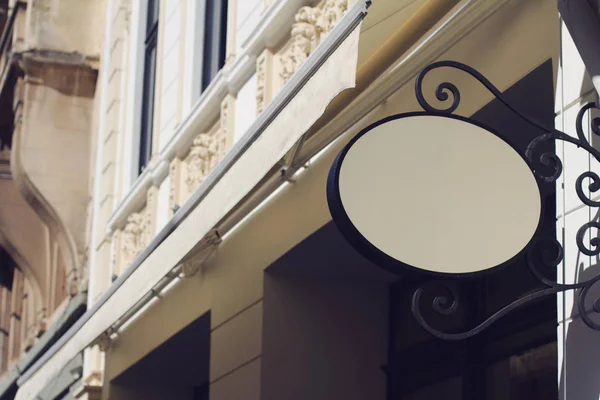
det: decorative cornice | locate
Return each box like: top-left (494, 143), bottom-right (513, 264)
top-left (120, 212), bottom-right (146, 271)
top-left (18, 50), bottom-right (99, 71)
top-left (106, 0), bottom-right (316, 234)
top-left (185, 134), bottom-right (216, 193)
top-left (279, 0), bottom-right (349, 83)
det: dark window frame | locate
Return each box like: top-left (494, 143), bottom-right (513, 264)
top-left (138, 0), bottom-right (160, 175)
top-left (201, 0), bottom-right (228, 91)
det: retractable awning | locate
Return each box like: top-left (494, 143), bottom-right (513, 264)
top-left (13, 1), bottom-right (370, 398)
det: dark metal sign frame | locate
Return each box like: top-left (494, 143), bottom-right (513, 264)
top-left (327, 60), bottom-right (600, 340)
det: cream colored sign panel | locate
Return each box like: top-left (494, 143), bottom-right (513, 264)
top-left (328, 114), bottom-right (542, 276)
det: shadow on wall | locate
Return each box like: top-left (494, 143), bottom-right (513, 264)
top-left (558, 26), bottom-right (600, 397)
top-left (559, 206), bottom-right (600, 399)
top-left (559, 258), bottom-right (600, 400)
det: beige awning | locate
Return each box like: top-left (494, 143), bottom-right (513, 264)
top-left (13, 4), bottom-right (367, 399)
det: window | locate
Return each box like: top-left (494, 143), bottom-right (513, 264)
top-left (139, 0), bottom-right (159, 175)
top-left (202, 0), bottom-right (228, 91)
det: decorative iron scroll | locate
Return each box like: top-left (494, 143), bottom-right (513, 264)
top-left (411, 60), bottom-right (600, 340)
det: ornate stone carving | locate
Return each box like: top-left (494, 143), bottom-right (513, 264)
top-left (185, 134), bottom-right (216, 193)
top-left (279, 0), bottom-right (348, 83)
top-left (256, 54), bottom-right (267, 115)
top-left (68, 268), bottom-right (79, 297)
top-left (122, 0), bottom-right (132, 32)
top-left (169, 158), bottom-right (181, 215)
top-left (24, 310), bottom-right (47, 350)
top-left (145, 188), bottom-right (156, 243)
top-left (256, 50), bottom-right (274, 115)
top-left (68, 250), bottom-right (88, 296)
top-left (220, 98), bottom-right (229, 134)
top-left (84, 371), bottom-right (104, 387)
top-left (97, 332), bottom-right (113, 352)
top-left (121, 212), bottom-right (145, 270)
top-left (279, 7), bottom-right (319, 83)
top-left (111, 229), bottom-right (121, 276)
top-left (216, 98), bottom-right (232, 165)
top-left (183, 101), bottom-right (231, 197)
top-left (316, 0), bottom-right (348, 34)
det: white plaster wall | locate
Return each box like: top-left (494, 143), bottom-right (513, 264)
top-left (159, 0), bottom-right (183, 149)
top-left (84, 0), bottom-right (115, 383)
top-left (555, 18), bottom-right (600, 400)
top-left (234, 73), bottom-right (258, 144)
top-left (181, 0), bottom-right (205, 117)
top-left (236, 0), bottom-right (264, 52)
top-left (121, 0), bottom-right (149, 195)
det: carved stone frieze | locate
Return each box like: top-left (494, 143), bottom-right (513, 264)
top-left (256, 49), bottom-right (274, 115)
top-left (169, 157), bottom-right (182, 216)
top-left (279, 0), bottom-right (349, 83)
top-left (185, 134), bottom-right (216, 193)
top-left (120, 212), bottom-right (146, 270)
top-left (316, 0), bottom-right (348, 34)
top-left (145, 187), bottom-right (157, 243)
top-left (111, 229), bottom-right (121, 277)
top-left (256, 54), bottom-right (267, 115)
top-left (279, 7), bottom-right (319, 83)
top-left (122, 0), bottom-right (132, 32)
top-left (183, 99), bottom-right (231, 197)
top-left (97, 332), bottom-right (113, 352)
top-left (68, 249), bottom-right (88, 296)
top-left (218, 98), bottom-right (232, 164)
top-left (24, 310), bottom-right (47, 351)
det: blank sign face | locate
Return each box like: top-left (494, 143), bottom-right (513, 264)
top-left (328, 114), bottom-right (542, 276)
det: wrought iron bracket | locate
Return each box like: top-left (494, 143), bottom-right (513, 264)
top-left (409, 60), bottom-right (600, 340)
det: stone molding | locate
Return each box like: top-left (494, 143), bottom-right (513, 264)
top-left (169, 157), bottom-right (182, 217)
top-left (185, 134), bottom-right (217, 194)
top-left (256, 49), bottom-right (274, 115)
top-left (119, 211), bottom-right (146, 274)
top-left (279, 0), bottom-right (349, 84)
top-left (112, 95), bottom-right (235, 274)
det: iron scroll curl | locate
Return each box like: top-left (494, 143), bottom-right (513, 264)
top-left (408, 61), bottom-right (600, 340)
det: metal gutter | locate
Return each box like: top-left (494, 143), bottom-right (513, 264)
top-left (17, 0), bottom-right (371, 384)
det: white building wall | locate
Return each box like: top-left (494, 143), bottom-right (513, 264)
top-left (181, 0), bottom-right (205, 117)
top-left (84, 0), bottom-right (116, 383)
top-left (159, 0), bottom-right (183, 149)
top-left (121, 0), bottom-right (149, 196)
top-left (555, 18), bottom-right (600, 400)
top-left (236, 0), bottom-right (264, 53)
top-left (234, 73), bottom-right (258, 144)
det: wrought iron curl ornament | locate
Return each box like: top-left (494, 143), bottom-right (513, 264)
top-left (411, 60), bottom-right (600, 340)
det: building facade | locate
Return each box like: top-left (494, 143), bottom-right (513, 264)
top-left (0, 0), bottom-right (599, 399)
top-left (0, 0), bottom-right (103, 398)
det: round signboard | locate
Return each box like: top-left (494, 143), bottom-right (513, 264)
top-left (327, 113), bottom-right (543, 277)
